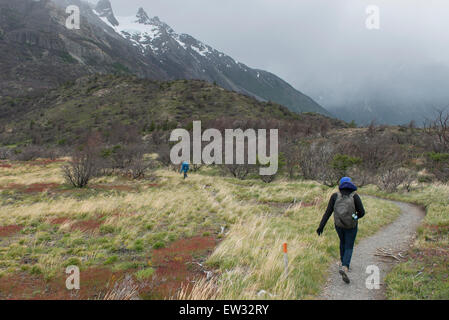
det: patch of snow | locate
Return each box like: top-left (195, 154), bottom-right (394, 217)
top-left (93, 10), bottom-right (164, 53)
top-left (191, 44), bottom-right (211, 57)
top-left (173, 35), bottom-right (187, 50)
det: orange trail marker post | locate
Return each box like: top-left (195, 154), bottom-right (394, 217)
top-left (283, 243), bottom-right (288, 277)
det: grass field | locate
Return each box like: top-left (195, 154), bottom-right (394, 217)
top-left (362, 184), bottom-right (449, 300)
top-left (0, 159), bottom-right (401, 299)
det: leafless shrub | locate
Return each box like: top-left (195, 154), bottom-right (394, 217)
top-left (62, 152), bottom-right (97, 188)
top-left (157, 144), bottom-right (177, 171)
top-left (0, 147), bottom-right (12, 160)
top-left (126, 158), bottom-right (154, 180)
top-left (424, 109), bottom-right (449, 152)
top-left (110, 144), bottom-right (147, 169)
top-left (62, 133), bottom-right (102, 188)
top-left (378, 168), bottom-right (415, 192)
top-left (260, 174), bottom-right (276, 183)
top-left (13, 145), bottom-right (44, 161)
top-left (367, 120), bottom-right (377, 138)
top-left (43, 147), bottom-right (64, 160)
top-left (424, 152), bottom-right (449, 182)
top-left (298, 141), bottom-right (339, 186)
top-left (282, 142), bottom-right (300, 179)
top-left (402, 170), bottom-right (417, 192)
top-left (191, 164), bottom-right (203, 172)
top-left (223, 164), bottom-right (254, 180)
top-left (347, 165), bottom-right (375, 188)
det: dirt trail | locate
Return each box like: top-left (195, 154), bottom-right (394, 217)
top-left (319, 198), bottom-right (425, 300)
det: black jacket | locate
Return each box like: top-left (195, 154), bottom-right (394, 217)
top-left (318, 189), bottom-right (365, 230)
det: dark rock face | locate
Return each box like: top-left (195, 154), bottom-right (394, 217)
top-left (135, 7), bottom-right (151, 24)
top-left (95, 0), bottom-right (119, 26)
top-left (0, 0), bottom-right (166, 97)
top-left (0, 0), bottom-right (328, 116)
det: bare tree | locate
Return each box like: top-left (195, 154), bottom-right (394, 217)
top-left (283, 142), bottom-right (301, 179)
top-left (0, 147), bottom-right (12, 160)
top-left (13, 145), bottom-right (45, 161)
top-left (298, 141), bottom-right (339, 186)
top-left (424, 109), bottom-right (449, 152)
top-left (157, 144), bottom-right (177, 171)
top-left (62, 151), bottom-right (97, 188)
top-left (62, 133), bottom-right (102, 188)
top-left (223, 164), bottom-right (254, 180)
top-left (126, 158), bottom-right (153, 180)
top-left (378, 168), bottom-right (415, 192)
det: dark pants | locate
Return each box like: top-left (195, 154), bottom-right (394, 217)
top-left (335, 225), bottom-right (358, 268)
top-left (183, 172), bottom-right (188, 179)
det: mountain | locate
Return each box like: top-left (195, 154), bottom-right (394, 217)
top-left (0, 75), bottom-right (345, 145)
top-left (0, 0), bottom-right (328, 116)
top-left (92, 2), bottom-right (329, 115)
top-left (0, 0), bottom-right (168, 97)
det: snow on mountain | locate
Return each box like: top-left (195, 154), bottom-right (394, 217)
top-left (95, 6), bottom-right (236, 64)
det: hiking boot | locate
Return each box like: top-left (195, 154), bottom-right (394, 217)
top-left (339, 266), bottom-right (350, 284)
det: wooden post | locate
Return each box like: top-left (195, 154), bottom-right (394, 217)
top-left (283, 243), bottom-right (288, 277)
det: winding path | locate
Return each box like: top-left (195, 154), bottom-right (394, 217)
top-left (319, 199), bottom-right (425, 300)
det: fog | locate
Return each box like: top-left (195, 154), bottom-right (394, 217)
top-left (90, 0), bottom-right (449, 124)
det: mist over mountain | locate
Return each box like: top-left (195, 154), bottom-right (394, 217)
top-left (311, 62), bottom-right (449, 126)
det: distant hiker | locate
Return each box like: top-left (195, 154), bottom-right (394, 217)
top-left (180, 161), bottom-right (190, 179)
top-left (316, 177), bottom-right (365, 284)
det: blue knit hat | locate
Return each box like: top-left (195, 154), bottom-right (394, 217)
top-left (339, 177), bottom-right (352, 186)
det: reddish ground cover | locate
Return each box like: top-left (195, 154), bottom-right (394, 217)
top-left (70, 219), bottom-right (103, 232)
top-left (49, 217), bottom-right (71, 225)
top-left (148, 184), bottom-right (160, 188)
top-left (426, 224), bottom-right (449, 234)
top-left (146, 236), bottom-right (217, 299)
top-left (49, 217), bottom-right (103, 232)
top-left (0, 183), bottom-right (61, 193)
top-left (0, 236), bottom-right (218, 299)
top-left (0, 225), bottom-right (23, 237)
top-left (0, 268), bottom-right (129, 300)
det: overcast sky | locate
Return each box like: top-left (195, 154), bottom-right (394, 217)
top-left (89, 0), bottom-right (449, 111)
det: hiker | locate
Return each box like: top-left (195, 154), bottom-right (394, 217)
top-left (180, 161), bottom-right (190, 179)
top-left (316, 177), bottom-right (365, 284)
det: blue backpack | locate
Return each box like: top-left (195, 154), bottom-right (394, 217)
top-left (181, 161), bottom-right (189, 173)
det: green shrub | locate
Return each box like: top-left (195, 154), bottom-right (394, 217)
top-left (104, 255), bottom-right (118, 265)
top-left (99, 225), bottom-right (115, 234)
top-left (152, 241), bottom-right (165, 249)
top-left (135, 268), bottom-right (154, 280)
top-left (64, 257), bottom-right (81, 267)
top-left (331, 154), bottom-right (362, 176)
top-left (133, 239), bottom-right (144, 252)
top-left (30, 265), bottom-right (42, 275)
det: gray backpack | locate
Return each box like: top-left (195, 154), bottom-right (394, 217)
top-left (334, 192), bottom-right (357, 229)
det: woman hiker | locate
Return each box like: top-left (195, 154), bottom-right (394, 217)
top-left (316, 177), bottom-right (366, 284)
top-left (180, 161), bottom-right (190, 179)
